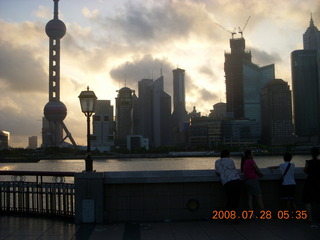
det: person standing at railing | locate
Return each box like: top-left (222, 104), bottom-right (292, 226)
top-left (269, 152), bottom-right (296, 211)
top-left (241, 149), bottom-right (264, 215)
top-left (303, 147), bottom-right (320, 223)
top-left (215, 149), bottom-right (241, 222)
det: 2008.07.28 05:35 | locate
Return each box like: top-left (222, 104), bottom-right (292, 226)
top-left (212, 210), bottom-right (308, 220)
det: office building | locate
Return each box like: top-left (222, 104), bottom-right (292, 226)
top-left (303, 15), bottom-right (320, 50)
top-left (91, 100), bottom-right (115, 152)
top-left (223, 119), bottom-right (260, 146)
top-left (172, 68), bottom-right (188, 145)
top-left (224, 37), bottom-right (275, 121)
top-left (209, 102), bottom-right (226, 119)
top-left (137, 76), bottom-right (172, 147)
top-left (0, 130), bottom-right (9, 150)
top-left (127, 135), bottom-right (149, 151)
top-left (28, 136), bottom-right (38, 149)
top-left (291, 50), bottom-right (320, 140)
top-left (261, 79), bottom-right (294, 145)
top-left (224, 37), bottom-right (252, 118)
top-left (115, 87), bottom-right (134, 148)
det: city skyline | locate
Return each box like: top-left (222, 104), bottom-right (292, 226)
top-left (0, 0), bottom-right (319, 147)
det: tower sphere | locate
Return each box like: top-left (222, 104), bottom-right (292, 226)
top-left (44, 101), bottom-right (67, 121)
top-left (45, 19), bottom-right (66, 39)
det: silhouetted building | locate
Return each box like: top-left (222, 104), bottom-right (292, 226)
top-left (223, 119), bottom-right (260, 146)
top-left (209, 102), bottom-right (226, 119)
top-left (224, 37), bottom-right (252, 118)
top-left (28, 136), bottom-right (38, 149)
top-left (127, 135), bottom-right (149, 151)
top-left (137, 76), bottom-right (172, 147)
top-left (0, 130), bottom-right (9, 150)
top-left (42, 0), bottom-right (76, 148)
top-left (189, 106), bottom-right (201, 119)
top-left (224, 37), bottom-right (275, 121)
top-left (243, 63), bottom-right (275, 123)
top-left (291, 50), bottom-right (320, 140)
top-left (261, 79), bottom-right (294, 145)
top-left (303, 15), bottom-right (320, 50)
top-left (115, 87), bottom-right (134, 148)
top-left (91, 100), bottom-right (115, 152)
top-left (172, 68), bottom-right (188, 146)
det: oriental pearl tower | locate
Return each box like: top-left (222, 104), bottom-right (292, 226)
top-left (42, 0), bottom-right (76, 148)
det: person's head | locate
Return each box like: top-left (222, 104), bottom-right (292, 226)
top-left (220, 149), bottom-right (230, 158)
top-left (283, 152), bottom-right (292, 162)
top-left (311, 147), bottom-right (319, 158)
top-left (243, 149), bottom-right (252, 159)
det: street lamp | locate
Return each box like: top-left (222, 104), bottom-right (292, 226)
top-left (78, 86), bottom-right (97, 172)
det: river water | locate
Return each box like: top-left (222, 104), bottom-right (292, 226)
top-left (0, 154), bottom-right (310, 173)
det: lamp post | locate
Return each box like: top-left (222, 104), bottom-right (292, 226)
top-left (78, 86), bottom-right (97, 172)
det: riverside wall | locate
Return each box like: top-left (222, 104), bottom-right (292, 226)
top-left (74, 168), bottom-right (319, 223)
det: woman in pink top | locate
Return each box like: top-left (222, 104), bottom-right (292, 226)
top-left (241, 149), bottom-right (264, 213)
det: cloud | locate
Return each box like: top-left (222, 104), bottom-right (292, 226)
top-left (0, 41), bottom-right (47, 93)
top-left (109, 54), bottom-right (175, 94)
top-left (250, 47), bottom-right (282, 66)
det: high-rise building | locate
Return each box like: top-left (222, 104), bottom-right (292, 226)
top-left (172, 68), bottom-right (188, 145)
top-left (303, 15), bottom-right (320, 50)
top-left (291, 50), bottom-right (320, 140)
top-left (260, 79), bottom-right (294, 145)
top-left (224, 37), bottom-right (252, 118)
top-left (0, 130), bottom-right (9, 150)
top-left (91, 100), bottom-right (114, 152)
top-left (290, 17), bottom-right (320, 142)
top-left (115, 87), bottom-right (134, 148)
top-left (224, 37), bottom-right (275, 121)
top-left (137, 76), bottom-right (172, 147)
top-left (28, 136), bottom-right (38, 149)
top-left (243, 62), bottom-right (275, 133)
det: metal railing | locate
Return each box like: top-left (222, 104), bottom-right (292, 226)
top-left (0, 171), bottom-right (75, 218)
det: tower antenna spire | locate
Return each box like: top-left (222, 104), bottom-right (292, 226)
top-left (53, 0), bottom-right (59, 19)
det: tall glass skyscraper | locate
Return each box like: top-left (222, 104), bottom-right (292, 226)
top-left (291, 17), bottom-right (320, 141)
top-left (291, 50), bottom-right (319, 139)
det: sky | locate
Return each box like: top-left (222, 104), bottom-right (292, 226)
top-left (0, 0), bottom-right (319, 148)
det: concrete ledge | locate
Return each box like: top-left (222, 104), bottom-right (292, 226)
top-left (75, 168), bottom-right (315, 223)
top-left (103, 167), bottom-right (307, 184)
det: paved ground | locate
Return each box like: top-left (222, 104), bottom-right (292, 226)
top-left (0, 215), bottom-right (320, 240)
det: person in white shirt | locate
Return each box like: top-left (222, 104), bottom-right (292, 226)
top-left (215, 149), bottom-right (241, 215)
top-left (270, 152), bottom-right (296, 211)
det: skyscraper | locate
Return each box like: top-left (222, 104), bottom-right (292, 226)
top-left (115, 87), bottom-right (134, 148)
top-left (172, 68), bottom-right (188, 145)
top-left (260, 79), bottom-right (294, 145)
top-left (243, 62), bottom-right (275, 124)
top-left (291, 17), bottom-right (320, 142)
top-left (224, 37), bottom-right (252, 119)
top-left (303, 15), bottom-right (320, 50)
top-left (291, 50), bottom-right (319, 139)
top-left (137, 76), bottom-right (172, 147)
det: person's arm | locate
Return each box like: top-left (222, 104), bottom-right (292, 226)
top-left (253, 162), bottom-right (263, 177)
top-left (304, 161), bottom-right (309, 174)
top-left (215, 160), bottom-right (220, 175)
top-left (268, 165), bottom-right (279, 169)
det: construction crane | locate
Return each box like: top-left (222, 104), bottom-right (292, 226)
top-left (214, 22), bottom-right (237, 38)
top-left (238, 16), bottom-right (251, 38)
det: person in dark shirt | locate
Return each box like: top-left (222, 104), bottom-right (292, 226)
top-left (303, 147), bottom-right (320, 222)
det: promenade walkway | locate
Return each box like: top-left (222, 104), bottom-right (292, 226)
top-left (0, 216), bottom-right (319, 240)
